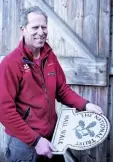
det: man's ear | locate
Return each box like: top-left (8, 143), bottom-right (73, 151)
top-left (20, 26), bottom-right (24, 31)
top-left (20, 26), bottom-right (25, 35)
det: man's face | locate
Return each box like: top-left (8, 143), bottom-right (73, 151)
top-left (22, 12), bottom-right (48, 49)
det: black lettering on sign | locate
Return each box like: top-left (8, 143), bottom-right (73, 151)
top-left (58, 130), bottom-right (66, 145)
top-left (100, 128), bottom-right (105, 132)
top-left (95, 132), bottom-right (103, 139)
top-left (81, 113), bottom-right (92, 118)
top-left (94, 115), bottom-right (102, 122)
top-left (62, 115), bottom-right (69, 127)
top-left (85, 113), bottom-right (92, 117)
top-left (100, 122), bottom-right (105, 128)
top-left (75, 138), bottom-right (96, 146)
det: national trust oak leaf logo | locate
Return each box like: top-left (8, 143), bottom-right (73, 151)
top-left (73, 120), bottom-right (96, 139)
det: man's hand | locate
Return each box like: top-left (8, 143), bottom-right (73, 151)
top-left (35, 137), bottom-right (56, 159)
top-left (86, 103), bottom-right (103, 114)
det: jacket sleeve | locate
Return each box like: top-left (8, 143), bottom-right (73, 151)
top-left (0, 58), bottom-right (39, 146)
top-left (55, 57), bottom-right (88, 111)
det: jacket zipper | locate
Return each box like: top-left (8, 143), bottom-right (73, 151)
top-left (41, 61), bottom-right (51, 133)
top-left (34, 61), bottom-right (51, 135)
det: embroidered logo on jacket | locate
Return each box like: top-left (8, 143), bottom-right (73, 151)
top-left (24, 64), bottom-right (30, 72)
top-left (48, 72), bottom-right (56, 76)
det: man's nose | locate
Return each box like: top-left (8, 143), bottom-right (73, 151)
top-left (37, 27), bottom-right (43, 36)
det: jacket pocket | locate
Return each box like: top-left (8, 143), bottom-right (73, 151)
top-left (24, 107), bottom-right (41, 130)
top-left (23, 107), bottom-right (30, 121)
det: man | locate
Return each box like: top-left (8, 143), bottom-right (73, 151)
top-left (0, 6), bottom-right (103, 162)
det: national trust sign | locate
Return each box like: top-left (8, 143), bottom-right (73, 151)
top-left (52, 109), bottom-right (110, 154)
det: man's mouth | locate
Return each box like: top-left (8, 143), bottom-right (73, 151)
top-left (34, 38), bottom-right (45, 40)
top-left (34, 38), bottom-right (45, 43)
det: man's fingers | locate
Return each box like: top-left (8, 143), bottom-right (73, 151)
top-left (91, 109), bottom-right (103, 114)
top-left (94, 106), bottom-right (103, 114)
top-left (38, 148), bottom-right (52, 158)
top-left (49, 143), bottom-right (57, 152)
top-left (94, 109), bottom-right (102, 114)
top-left (86, 103), bottom-right (104, 114)
top-left (45, 150), bottom-right (53, 159)
top-left (35, 137), bottom-right (57, 158)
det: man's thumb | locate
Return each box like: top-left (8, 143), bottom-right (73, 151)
top-left (49, 143), bottom-right (57, 151)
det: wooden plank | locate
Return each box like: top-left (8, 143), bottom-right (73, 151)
top-left (83, 0), bottom-right (99, 55)
top-left (0, 0), bottom-right (3, 56)
top-left (1, 0), bottom-right (22, 57)
top-left (10, 0), bottom-right (18, 50)
top-left (107, 76), bottom-right (113, 162)
top-left (53, 0), bottom-right (68, 24)
top-left (67, 0), bottom-right (83, 37)
top-left (99, 0), bottom-right (111, 56)
top-left (28, 0), bottom-right (96, 60)
top-left (95, 87), bottom-right (108, 162)
top-left (45, 0), bottom-right (54, 9)
top-left (24, 0), bottom-right (32, 8)
top-left (16, 0), bottom-right (24, 41)
top-left (10, 0), bottom-right (23, 52)
top-left (82, 1), bottom-right (110, 161)
top-left (95, 1), bottom-right (111, 161)
top-left (10, 0), bottom-right (16, 51)
top-left (2, 0), bottom-right (10, 56)
top-left (109, 67), bottom-right (113, 75)
top-left (58, 57), bottom-right (107, 86)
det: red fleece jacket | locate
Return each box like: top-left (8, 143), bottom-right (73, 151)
top-left (0, 40), bottom-right (88, 146)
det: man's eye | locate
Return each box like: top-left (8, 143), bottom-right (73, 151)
top-left (42, 26), bottom-right (47, 29)
top-left (33, 27), bottom-right (38, 30)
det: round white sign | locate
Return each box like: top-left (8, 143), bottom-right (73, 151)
top-left (52, 109), bottom-right (110, 154)
top-left (72, 111), bottom-right (110, 150)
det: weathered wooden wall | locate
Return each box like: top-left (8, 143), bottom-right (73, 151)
top-left (0, 0), bottom-right (112, 162)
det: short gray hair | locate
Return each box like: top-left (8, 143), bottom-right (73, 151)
top-left (20, 6), bottom-right (48, 28)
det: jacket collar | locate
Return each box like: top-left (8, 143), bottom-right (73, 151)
top-left (18, 38), bottom-right (52, 62)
